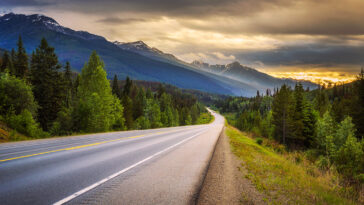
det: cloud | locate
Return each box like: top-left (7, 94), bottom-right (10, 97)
top-left (96, 17), bottom-right (146, 24)
top-left (4, 0), bottom-right (364, 79)
top-left (212, 52), bottom-right (236, 60)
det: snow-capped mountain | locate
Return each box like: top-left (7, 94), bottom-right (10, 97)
top-left (113, 40), bottom-right (184, 64)
top-left (0, 13), bottom-right (105, 41)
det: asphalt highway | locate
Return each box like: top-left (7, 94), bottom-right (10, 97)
top-left (0, 109), bottom-right (224, 205)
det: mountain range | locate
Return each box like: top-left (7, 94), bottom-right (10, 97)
top-left (0, 13), bottom-right (316, 96)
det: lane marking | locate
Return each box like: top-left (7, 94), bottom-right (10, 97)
top-left (0, 127), bottom-right (198, 163)
top-left (53, 128), bottom-right (208, 205)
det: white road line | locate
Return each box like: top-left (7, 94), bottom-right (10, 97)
top-left (53, 128), bottom-right (208, 205)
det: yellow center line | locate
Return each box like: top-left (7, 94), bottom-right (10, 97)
top-left (0, 127), bottom-right (196, 163)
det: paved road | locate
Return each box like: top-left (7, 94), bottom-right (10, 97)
top-left (0, 109), bottom-right (224, 205)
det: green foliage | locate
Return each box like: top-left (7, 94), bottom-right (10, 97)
top-left (315, 111), bottom-right (336, 152)
top-left (0, 51), bottom-right (14, 73)
top-left (30, 38), bottom-right (65, 130)
top-left (6, 109), bottom-right (48, 138)
top-left (335, 135), bottom-right (364, 183)
top-left (75, 51), bottom-right (124, 133)
top-left (0, 73), bottom-right (37, 116)
top-left (272, 84), bottom-right (293, 144)
top-left (14, 36), bottom-right (29, 79)
top-left (256, 137), bottom-right (263, 145)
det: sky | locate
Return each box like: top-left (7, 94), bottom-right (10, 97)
top-left (1, 0), bottom-right (364, 84)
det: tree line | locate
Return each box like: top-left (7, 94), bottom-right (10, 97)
top-left (0, 36), bottom-right (210, 139)
top-left (215, 74), bottom-right (364, 191)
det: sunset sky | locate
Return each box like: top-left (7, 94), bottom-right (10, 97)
top-left (1, 0), bottom-right (363, 83)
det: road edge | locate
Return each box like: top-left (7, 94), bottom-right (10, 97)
top-left (190, 126), bottom-right (225, 204)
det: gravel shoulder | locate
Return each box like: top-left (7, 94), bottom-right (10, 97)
top-left (197, 127), bottom-right (266, 205)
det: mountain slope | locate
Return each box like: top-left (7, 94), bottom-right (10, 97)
top-left (114, 40), bottom-right (317, 92)
top-left (191, 61), bottom-right (317, 90)
top-left (0, 13), bottom-right (240, 95)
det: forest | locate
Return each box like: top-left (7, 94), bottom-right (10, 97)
top-left (0, 37), bottom-right (211, 141)
top-left (215, 74), bottom-right (364, 197)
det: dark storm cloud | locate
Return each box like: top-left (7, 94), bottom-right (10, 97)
top-left (96, 17), bottom-right (146, 25)
top-left (4, 0), bottom-right (364, 35)
top-left (0, 0), bottom-right (53, 7)
top-left (235, 44), bottom-right (364, 69)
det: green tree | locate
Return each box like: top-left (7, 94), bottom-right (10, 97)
top-left (122, 95), bottom-right (134, 129)
top-left (0, 73), bottom-right (37, 116)
top-left (315, 111), bottom-right (336, 152)
top-left (335, 135), bottom-right (364, 183)
top-left (352, 68), bottom-right (364, 138)
top-left (335, 116), bottom-right (356, 147)
top-left (14, 36), bottom-right (29, 79)
top-left (112, 74), bottom-right (121, 99)
top-left (30, 38), bottom-right (65, 130)
top-left (64, 61), bottom-right (73, 108)
top-left (75, 51), bottom-right (124, 132)
top-left (1, 51), bottom-right (14, 73)
top-left (272, 84), bottom-right (293, 145)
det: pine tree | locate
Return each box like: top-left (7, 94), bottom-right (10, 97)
top-left (14, 36), bottom-right (29, 79)
top-left (272, 84), bottom-right (293, 145)
top-left (292, 83), bottom-right (305, 143)
top-left (122, 95), bottom-right (134, 129)
top-left (112, 74), bottom-right (121, 98)
top-left (10, 49), bottom-right (16, 75)
top-left (64, 61), bottom-right (73, 108)
top-left (30, 38), bottom-right (65, 130)
top-left (123, 76), bottom-right (132, 97)
top-left (0, 51), bottom-right (14, 73)
top-left (352, 68), bottom-right (364, 138)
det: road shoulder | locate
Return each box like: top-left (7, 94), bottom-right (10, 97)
top-left (197, 127), bottom-right (266, 205)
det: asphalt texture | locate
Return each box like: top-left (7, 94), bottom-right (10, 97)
top-left (0, 109), bottom-right (224, 205)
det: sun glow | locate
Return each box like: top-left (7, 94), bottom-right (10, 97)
top-left (267, 71), bottom-right (356, 85)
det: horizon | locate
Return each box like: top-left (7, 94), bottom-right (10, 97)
top-left (1, 0), bottom-right (363, 84)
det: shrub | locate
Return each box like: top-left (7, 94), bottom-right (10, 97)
top-left (0, 73), bottom-right (37, 116)
top-left (6, 109), bottom-right (48, 138)
top-left (256, 138), bottom-right (263, 145)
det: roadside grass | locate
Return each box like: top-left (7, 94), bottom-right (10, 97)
top-left (197, 112), bottom-right (215, 124)
top-left (0, 121), bottom-right (31, 142)
top-left (226, 124), bottom-right (357, 205)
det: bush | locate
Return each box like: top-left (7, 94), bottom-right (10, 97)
top-left (0, 73), bottom-right (37, 116)
top-left (256, 138), bottom-right (263, 145)
top-left (334, 135), bottom-right (363, 183)
top-left (6, 109), bottom-right (48, 138)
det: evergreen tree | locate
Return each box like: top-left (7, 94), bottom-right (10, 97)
top-left (0, 51), bottom-right (14, 73)
top-left (30, 38), bottom-right (65, 130)
top-left (10, 49), bottom-right (16, 75)
top-left (112, 74), bottom-right (121, 98)
top-left (292, 83), bottom-right (305, 143)
top-left (64, 61), bottom-right (73, 108)
top-left (122, 95), bottom-right (134, 129)
top-left (123, 76), bottom-right (132, 96)
top-left (14, 36), bottom-right (29, 79)
top-left (272, 84), bottom-right (293, 145)
top-left (352, 68), bottom-right (364, 138)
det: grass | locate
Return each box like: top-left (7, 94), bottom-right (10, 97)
top-left (197, 112), bottom-right (215, 124)
top-left (0, 121), bottom-right (32, 143)
top-left (226, 124), bottom-right (358, 205)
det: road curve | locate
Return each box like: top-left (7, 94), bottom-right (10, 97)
top-left (0, 109), bottom-right (224, 205)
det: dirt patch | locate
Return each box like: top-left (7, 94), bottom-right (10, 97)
top-left (197, 127), bottom-right (266, 205)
